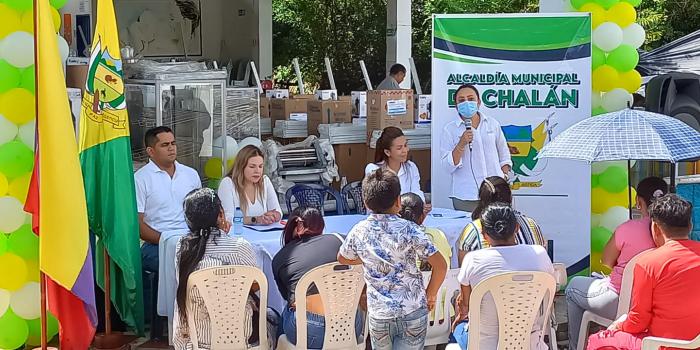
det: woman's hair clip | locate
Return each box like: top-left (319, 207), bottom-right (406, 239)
top-left (652, 189), bottom-right (664, 198)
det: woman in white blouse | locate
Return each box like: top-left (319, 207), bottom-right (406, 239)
top-left (364, 126), bottom-right (430, 212)
top-left (218, 145), bottom-right (282, 225)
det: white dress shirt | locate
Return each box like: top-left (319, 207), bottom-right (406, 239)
top-left (134, 160), bottom-right (202, 234)
top-left (365, 160), bottom-right (425, 200)
top-left (440, 112), bottom-right (512, 201)
top-left (217, 175), bottom-right (282, 222)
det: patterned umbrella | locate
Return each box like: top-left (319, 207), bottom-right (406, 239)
top-left (538, 108), bottom-right (700, 163)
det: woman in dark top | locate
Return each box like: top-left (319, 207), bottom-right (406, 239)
top-left (272, 207), bottom-right (361, 348)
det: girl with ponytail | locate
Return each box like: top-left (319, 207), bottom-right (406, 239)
top-left (398, 193), bottom-right (451, 271)
top-left (452, 202), bottom-right (555, 350)
top-left (172, 188), bottom-right (261, 349)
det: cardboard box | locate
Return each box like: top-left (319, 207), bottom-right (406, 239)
top-left (66, 63), bottom-right (89, 94)
top-left (334, 143), bottom-right (369, 184)
top-left (270, 98), bottom-right (309, 127)
top-left (260, 96), bottom-right (270, 118)
top-left (351, 91), bottom-right (367, 117)
top-left (265, 89), bottom-right (290, 99)
top-left (415, 94), bottom-right (432, 124)
top-left (307, 100), bottom-right (353, 135)
top-left (315, 89), bottom-right (338, 101)
top-left (366, 90), bottom-right (414, 141)
top-left (292, 94), bottom-right (315, 100)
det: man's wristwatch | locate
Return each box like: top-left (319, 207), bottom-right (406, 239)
top-left (251, 216), bottom-right (257, 224)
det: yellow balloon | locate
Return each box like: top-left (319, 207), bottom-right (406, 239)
top-left (0, 253), bottom-right (27, 291)
top-left (607, 2), bottom-right (636, 27)
top-left (579, 3), bottom-right (607, 29)
top-left (592, 65), bottom-right (619, 92)
top-left (0, 89), bottom-right (35, 124)
top-left (19, 10), bottom-right (33, 33)
top-left (0, 172), bottom-right (8, 195)
top-left (25, 259), bottom-right (39, 283)
top-left (9, 172), bottom-right (31, 202)
top-left (52, 7), bottom-right (61, 32)
top-left (592, 186), bottom-right (637, 213)
top-left (619, 69), bottom-right (642, 93)
top-left (0, 4), bottom-right (22, 39)
top-left (204, 158), bottom-right (224, 179)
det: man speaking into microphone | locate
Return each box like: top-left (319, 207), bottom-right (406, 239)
top-left (440, 84), bottom-right (513, 212)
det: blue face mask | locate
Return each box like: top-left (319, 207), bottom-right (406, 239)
top-left (457, 100), bottom-right (479, 118)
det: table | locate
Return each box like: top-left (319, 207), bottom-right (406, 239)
top-left (157, 208), bottom-right (471, 341)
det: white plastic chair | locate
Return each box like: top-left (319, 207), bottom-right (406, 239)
top-left (467, 271), bottom-right (557, 350)
top-left (642, 334), bottom-right (700, 350)
top-left (186, 265), bottom-right (268, 350)
top-left (422, 268), bottom-right (461, 349)
top-left (277, 263), bottom-right (366, 350)
top-left (576, 252), bottom-right (648, 350)
top-left (548, 263), bottom-right (568, 349)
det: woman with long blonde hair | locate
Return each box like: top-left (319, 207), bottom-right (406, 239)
top-left (217, 145), bottom-right (282, 225)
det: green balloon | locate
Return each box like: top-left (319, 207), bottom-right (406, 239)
top-left (599, 165), bottom-right (628, 193)
top-left (8, 224), bottom-right (38, 261)
top-left (3, 0), bottom-right (32, 11)
top-left (591, 226), bottom-right (613, 252)
top-left (20, 66), bottom-right (35, 94)
top-left (606, 45), bottom-right (639, 72)
top-left (0, 60), bottom-right (21, 94)
top-left (592, 106), bottom-right (607, 116)
top-left (591, 174), bottom-right (600, 188)
top-left (0, 234), bottom-right (7, 255)
top-left (0, 141), bottom-right (34, 179)
top-left (50, 0), bottom-right (68, 9)
top-left (621, 0), bottom-right (641, 6)
top-left (592, 47), bottom-right (606, 70)
top-left (570, 0), bottom-right (591, 10)
top-left (0, 309), bottom-right (29, 349)
top-left (595, 0), bottom-right (619, 9)
top-left (25, 313), bottom-right (58, 346)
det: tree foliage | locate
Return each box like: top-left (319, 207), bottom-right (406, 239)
top-left (272, 0), bottom-right (700, 94)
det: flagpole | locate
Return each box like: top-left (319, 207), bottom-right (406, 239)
top-left (30, 0), bottom-right (48, 349)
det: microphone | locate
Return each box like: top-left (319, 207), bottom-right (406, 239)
top-left (463, 118), bottom-right (473, 151)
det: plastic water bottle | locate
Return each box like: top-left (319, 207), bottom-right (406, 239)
top-left (233, 207), bottom-right (244, 235)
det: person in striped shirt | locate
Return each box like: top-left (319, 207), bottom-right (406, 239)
top-left (457, 176), bottom-right (546, 263)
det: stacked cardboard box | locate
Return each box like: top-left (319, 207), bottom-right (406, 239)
top-left (307, 100), bottom-right (353, 135)
top-left (270, 94), bottom-right (314, 128)
top-left (366, 90), bottom-right (414, 141)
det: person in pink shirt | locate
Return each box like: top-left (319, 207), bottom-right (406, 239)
top-left (566, 177), bottom-right (668, 349)
top-left (587, 194), bottom-right (700, 349)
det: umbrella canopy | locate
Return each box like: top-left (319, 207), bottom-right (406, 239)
top-left (537, 109), bottom-right (700, 163)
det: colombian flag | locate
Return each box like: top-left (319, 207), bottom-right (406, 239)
top-left (24, 0), bottom-right (97, 348)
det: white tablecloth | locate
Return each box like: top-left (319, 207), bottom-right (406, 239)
top-left (157, 208), bottom-right (471, 340)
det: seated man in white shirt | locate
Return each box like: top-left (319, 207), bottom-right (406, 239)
top-left (135, 126), bottom-right (201, 273)
top-left (376, 63), bottom-right (406, 90)
top-left (440, 84), bottom-right (512, 212)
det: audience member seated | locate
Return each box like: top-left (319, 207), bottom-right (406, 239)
top-left (587, 194), bottom-right (700, 350)
top-left (272, 207), bottom-right (363, 349)
top-left (338, 169), bottom-right (447, 350)
top-left (172, 188), bottom-right (266, 349)
top-left (457, 176), bottom-right (546, 263)
top-left (567, 177), bottom-right (668, 349)
top-left (451, 202), bottom-right (555, 350)
top-left (218, 145), bottom-right (282, 226)
top-left (399, 193), bottom-right (451, 270)
top-left (135, 126), bottom-right (201, 273)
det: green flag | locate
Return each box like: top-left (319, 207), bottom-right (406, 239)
top-left (78, 0), bottom-right (144, 334)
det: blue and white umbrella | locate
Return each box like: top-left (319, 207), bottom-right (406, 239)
top-left (538, 109), bottom-right (700, 163)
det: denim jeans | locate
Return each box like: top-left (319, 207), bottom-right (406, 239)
top-left (368, 307), bottom-right (428, 350)
top-left (281, 306), bottom-right (364, 349)
top-left (566, 276), bottom-right (619, 349)
top-left (141, 242), bottom-right (159, 273)
top-left (449, 320), bottom-right (469, 349)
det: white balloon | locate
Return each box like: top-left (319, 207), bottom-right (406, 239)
top-left (212, 135), bottom-right (238, 160)
top-left (600, 206), bottom-right (630, 232)
top-left (602, 88), bottom-right (634, 112)
top-left (18, 120), bottom-right (35, 149)
top-left (0, 31), bottom-right (35, 68)
top-left (593, 22), bottom-right (624, 52)
top-left (592, 92), bottom-right (602, 109)
top-left (622, 23), bottom-right (646, 49)
top-left (0, 289), bottom-right (9, 316)
top-left (237, 137), bottom-right (263, 151)
top-left (10, 282), bottom-right (40, 319)
top-left (0, 196), bottom-right (25, 233)
top-left (58, 34), bottom-right (69, 63)
top-left (0, 114), bottom-right (19, 144)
